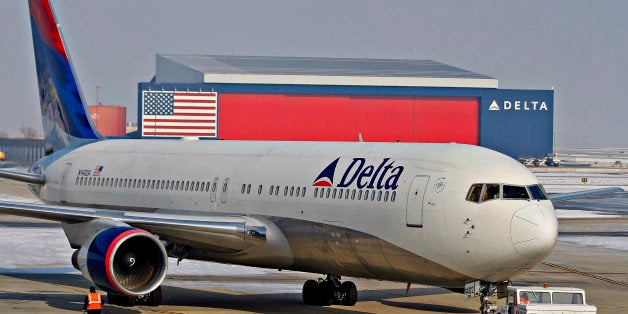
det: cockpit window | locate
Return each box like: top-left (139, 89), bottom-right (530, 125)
top-left (481, 184), bottom-right (501, 202)
top-left (503, 185), bottom-right (529, 199)
top-left (467, 183), bottom-right (539, 202)
top-left (528, 184), bottom-right (548, 200)
top-left (466, 184), bottom-right (483, 202)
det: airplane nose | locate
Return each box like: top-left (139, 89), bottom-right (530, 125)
top-left (510, 203), bottom-right (558, 259)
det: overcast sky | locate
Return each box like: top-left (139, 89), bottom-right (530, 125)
top-left (0, 0), bottom-right (626, 147)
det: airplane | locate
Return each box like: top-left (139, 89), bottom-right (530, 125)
top-left (0, 0), bottom-right (622, 312)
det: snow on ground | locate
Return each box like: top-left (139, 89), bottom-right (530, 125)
top-left (0, 194), bottom-right (43, 204)
top-left (559, 236), bottom-right (627, 251)
top-left (554, 209), bottom-right (621, 219)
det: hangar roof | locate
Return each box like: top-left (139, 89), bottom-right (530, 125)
top-left (155, 54), bottom-right (498, 88)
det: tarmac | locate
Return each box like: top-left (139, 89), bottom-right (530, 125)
top-left (0, 179), bottom-right (626, 313)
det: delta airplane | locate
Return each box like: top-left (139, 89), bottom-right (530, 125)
top-left (0, 1), bottom-right (620, 312)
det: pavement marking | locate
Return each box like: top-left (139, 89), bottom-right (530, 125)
top-left (542, 262), bottom-right (628, 287)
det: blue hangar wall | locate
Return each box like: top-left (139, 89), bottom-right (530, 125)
top-left (137, 82), bottom-right (554, 159)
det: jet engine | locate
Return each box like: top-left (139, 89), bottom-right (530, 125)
top-left (71, 226), bottom-right (168, 296)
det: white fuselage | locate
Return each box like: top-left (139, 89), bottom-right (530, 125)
top-left (32, 139), bottom-right (558, 287)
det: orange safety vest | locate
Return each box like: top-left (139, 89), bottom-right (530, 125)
top-left (519, 296), bottom-right (530, 305)
top-left (86, 292), bottom-right (103, 310)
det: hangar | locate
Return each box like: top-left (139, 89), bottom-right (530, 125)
top-left (137, 54), bottom-right (553, 159)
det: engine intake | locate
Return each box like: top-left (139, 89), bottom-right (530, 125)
top-left (75, 226), bottom-right (168, 296)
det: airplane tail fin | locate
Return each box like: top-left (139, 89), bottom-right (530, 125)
top-left (29, 0), bottom-right (102, 155)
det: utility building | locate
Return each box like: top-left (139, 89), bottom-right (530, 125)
top-left (138, 55), bottom-right (553, 159)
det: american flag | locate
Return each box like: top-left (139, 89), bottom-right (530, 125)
top-left (93, 166), bottom-right (103, 176)
top-left (141, 91), bottom-right (217, 137)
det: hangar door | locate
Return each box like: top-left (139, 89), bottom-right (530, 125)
top-left (217, 94), bottom-right (478, 144)
top-left (413, 97), bottom-right (478, 144)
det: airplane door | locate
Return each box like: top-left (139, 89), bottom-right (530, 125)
top-left (59, 163), bottom-right (72, 203)
top-left (406, 175), bottom-right (429, 227)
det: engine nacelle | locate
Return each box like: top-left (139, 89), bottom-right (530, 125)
top-left (74, 226), bottom-right (168, 296)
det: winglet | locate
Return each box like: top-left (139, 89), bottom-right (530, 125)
top-left (29, 0), bottom-right (102, 155)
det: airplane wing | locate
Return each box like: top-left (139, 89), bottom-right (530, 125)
top-left (548, 187), bottom-right (624, 202)
top-left (0, 200), bottom-right (268, 253)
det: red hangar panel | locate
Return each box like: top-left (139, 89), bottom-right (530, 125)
top-left (413, 97), bottom-right (478, 144)
top-left (218, 93), bottom-right (478, 144)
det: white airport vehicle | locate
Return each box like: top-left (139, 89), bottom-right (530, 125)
top-left (496, 285), bottom-right (597, 314)
top-left (0, 1), bottom-right (621, 312)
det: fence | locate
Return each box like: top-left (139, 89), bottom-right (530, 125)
top-left (0, 138), bottom-right (45, 167)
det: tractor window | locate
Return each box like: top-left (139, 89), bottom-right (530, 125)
top-left (520, 291), bottom-right (551, 304)
top-left (552, 292), bottom-right (584, 305)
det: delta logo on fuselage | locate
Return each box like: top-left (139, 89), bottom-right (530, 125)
top-left (312, 158), bottom-right (404, 190)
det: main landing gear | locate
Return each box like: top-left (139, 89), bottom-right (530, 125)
top-left (107, 286), bottom-right (162, 307)
top-left (302, 275), bottom-right (357, 306)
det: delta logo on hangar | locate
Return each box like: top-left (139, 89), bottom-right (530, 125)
top-left (312, 158), bottom-right (404, 190)
top-left (488, 100), bottom-right (549, 111)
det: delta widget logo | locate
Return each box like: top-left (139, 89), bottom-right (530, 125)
top-left (312, 157), bottom-right (404, 190)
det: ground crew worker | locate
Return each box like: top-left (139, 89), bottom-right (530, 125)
top-left (83, 286), bottom-right (104, 314)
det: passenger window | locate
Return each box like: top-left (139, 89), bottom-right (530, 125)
top-left (296, 187), bottom-right (301, 197)
top-left (332, 188), bottom-right (337, 199)
top-left (357, 190), bottom-right (362, 200)
top-left (270, 185), bottom-right (275, 195)
top-left (247, 184), bottom-right (251, 194)
top-left (503, 185), bottom-right (529, 200)
top-left (290, 186), bottom-right (294, 196)
top-left (284, 186), bottom-right (288, 196)
top-left (302, 187), bottom-right (306, 197)
top-left (212, 178), bottom-right (218, 192)
top-left (196, 182), bottom-right (200, 191)
top-left (364, 190), bottom-right (369, 201)
top-left (377, 191), bottom-right (382, 201)
top-left (391, 191), bottom-right (396, 202)
top-left (351, 190), bottom-right (356, 200)
top-left (326, 189), bottom-right (331, 198)
top-left (384, 191), bottom-right (389, 202)
top-left (258, 185), bottom-right (262, 195)
top-left (482, 184), bottom-right (500, 202)
top-left (528, 185), bottom-right (548, 200)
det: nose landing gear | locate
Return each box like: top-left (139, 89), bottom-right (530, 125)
top-left (302, 275), bottom-right (357, 306)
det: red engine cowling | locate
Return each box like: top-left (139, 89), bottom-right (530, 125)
top-left (73, 226), bottom-right (168, 296)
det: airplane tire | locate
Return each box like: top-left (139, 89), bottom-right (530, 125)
top-left (340, 281), bottom-right (357, 306)
top-left (316, 281), bottom-right (334, 306)
top-left (302, 280), bottom-right (318, 305)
